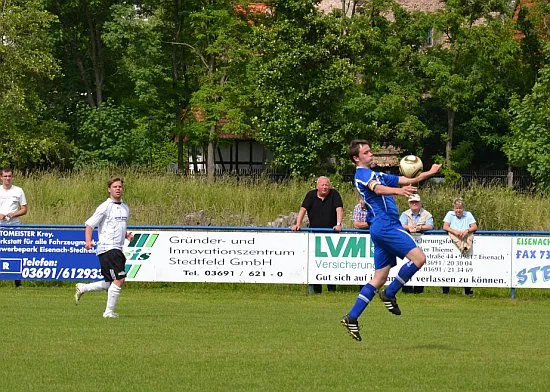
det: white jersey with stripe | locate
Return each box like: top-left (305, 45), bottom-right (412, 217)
top-left (85, 198), bottom-right (130, 255)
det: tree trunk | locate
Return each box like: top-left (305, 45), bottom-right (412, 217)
top-left (205, 53), bottom-right (217, 180)
top-left (507, 163), bottom-right (513, 188)
top-left (207, 129), bottom-right (216, 180)
top-left (341, 0), bottom-right (357, 16)
top-left (172, 0), bottom-right (186, 174)
top-left (446, 109), bottom-right (455, 168)
top-left (191, 147), bottom-right (199, 174)
top-left (177, 135), bottom-right (184, 175)
top-left (86, 13), bottom-right (103, 107)
top-left (76, 56), bottom-right (97, 108)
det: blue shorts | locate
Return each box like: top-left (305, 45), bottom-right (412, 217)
top-left (371, 221), bottom-right (418, 270)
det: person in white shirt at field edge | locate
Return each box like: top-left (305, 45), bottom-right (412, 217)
top-left (0, 167), bottom-right (28, 288)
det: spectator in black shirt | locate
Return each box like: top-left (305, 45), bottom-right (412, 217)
top-left (291, 176), bottom-right (343, 294)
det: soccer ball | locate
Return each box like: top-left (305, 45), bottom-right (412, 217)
top-left (399, 155), bottom-right (423, 178)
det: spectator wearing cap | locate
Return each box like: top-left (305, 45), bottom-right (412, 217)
top-left (399, 194), bottom-right (433, 294)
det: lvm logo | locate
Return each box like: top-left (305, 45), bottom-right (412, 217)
top-left (124, 233), bottom-right (159, 278)
top-left (315, 236), bottom-right (372, 258)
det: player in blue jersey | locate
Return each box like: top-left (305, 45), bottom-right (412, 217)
top-left (341, 140), bottom-right (441, 341)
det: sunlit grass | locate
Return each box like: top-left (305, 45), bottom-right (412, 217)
top-left (1, 284), bottom-right (549, 392)
top-left (7, 170), bottom-right (550, 392)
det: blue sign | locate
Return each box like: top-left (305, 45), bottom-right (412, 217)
top-left (0, 227), bottom-right (103, 281)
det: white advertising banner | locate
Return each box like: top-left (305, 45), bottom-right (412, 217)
top-left (307, 233), bottom-right (512, 287)
top-left (407, 235), bottom-right (512, 288)
top-left (511, 236), bottom-right (550, 289)
top-left (307, 233), bottom-right (375, 285)
top-left (7, 226), bottom-right (546, 288)
top-left (125, 230), bottom-right (308, 283)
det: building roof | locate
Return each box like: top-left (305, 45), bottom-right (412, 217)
top-left (318, 0), bottom-right (444, 14)
top-left (372, 146), bottom-right (402, 167)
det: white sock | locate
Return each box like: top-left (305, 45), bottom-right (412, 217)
top-left (81, 281), bottom-right (110, 293)
top-left (105, 284), bottom-right (122, 314)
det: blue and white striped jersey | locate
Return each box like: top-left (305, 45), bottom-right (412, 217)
top-left (354, 167), bottom-right (400, 226)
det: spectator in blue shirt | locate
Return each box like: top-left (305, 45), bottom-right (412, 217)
top-left (442, 198), bottom-right (478, 296)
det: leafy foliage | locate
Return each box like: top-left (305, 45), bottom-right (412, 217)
top-left (504, 50), bottom-right (550, 189)
top-left (74, 100), bottom-right (173, 168)
top-left (0, 0), bottom-right (72, 169)
top-left (418, 1), bottom-right (526, 169)
top-left (186, 1), bottom-right (255, 141)
top-left (249, 0), bottom-right (433, 176)
top-left (0, 0), bottom-right (549, 188)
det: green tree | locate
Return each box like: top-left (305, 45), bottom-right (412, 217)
top-left (0, 0), bottom-right (72, 169)
top-left (249, 0), bottom-right (433, 176)
top-left (45, 0), bottom-right (137, 168)
top-left (100, 2), bottom-right (179, 168)
top-left (49, 0), bottom-right (186, 169)
top-left (504, 44), bottom-right (550, 189)
top-left (420, 0), bottom-right (524, 170)
top-left (182, 0), bottom-right (253, 178)
top-left (249, 1), bottom-right (369, 177)
top-left (357, 2), bottom-right (434, 156)
top-left (514, 0), bottom-right (549, 87)
top-left (48, 0), bottom-right (121, 109)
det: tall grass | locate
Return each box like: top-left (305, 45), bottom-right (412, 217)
top-left (15, 169), bottom-right (550, 230)
top-left (415, 182), bottom-right (550, 231)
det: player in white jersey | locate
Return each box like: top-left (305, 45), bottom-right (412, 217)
top-left (1, 167), bottom-right (28, 287)
top-left (74, 177), bottom-right (133, 318)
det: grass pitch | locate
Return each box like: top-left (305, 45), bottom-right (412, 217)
top-left (1, 284), bottom-right (549, 392)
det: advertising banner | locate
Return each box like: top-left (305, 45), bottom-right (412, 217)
top-left (307, 233), bottom-right (375, 285)
top-left (1, 226), bottom-right (548, 288)
top-left (409, 235), bottom-right (511, 288)
top-left (307, 233), bottom-right (512, 287)
top-left (511, 236), bottom-right (550, 289)
top-left (128, 230), bottom-right (308, 283)
top-left (0, 227), bottom-right (100, 281)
